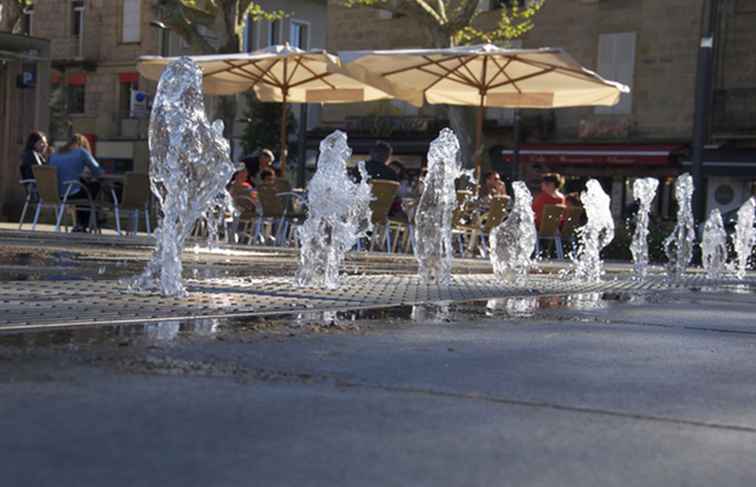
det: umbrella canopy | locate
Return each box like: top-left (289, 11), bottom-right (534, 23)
top-left (343, 44), bottom-right (630, 178)
top-left (138, 45), bottom-right (394, 175)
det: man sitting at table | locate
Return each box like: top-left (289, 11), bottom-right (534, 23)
top-left (363, 141), bottom-right (399, 182)
top-left (532, 172), bottom-right (566, 229)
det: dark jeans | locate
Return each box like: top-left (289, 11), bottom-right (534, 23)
top-left (68, 180), bottom-right (100, 229)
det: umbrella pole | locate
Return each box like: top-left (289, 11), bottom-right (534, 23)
top-left (280, 94), bottom-right (288, 177)
top-left (474, 94), bottom-right (485, 186)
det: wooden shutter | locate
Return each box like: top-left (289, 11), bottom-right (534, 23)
top-left (595, 32), bottom-right (636, 115)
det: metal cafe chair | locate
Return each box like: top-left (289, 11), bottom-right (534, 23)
top-left (560, 205), bottom-right (586, 251)
top-left (17, 178), bottom-right (39, 230)
top-left (369, 179), bottom-right (400, 253)
top-left (256, 183), bottom-right (290, 246)
top-left (31, 165), bottom-right (98, 232)
top-left (536, 204), bottom-right (567, 259)
top-left (477, 195), bottom-right (511, 258)
top-left (101, 172), bottom-right (153, 236)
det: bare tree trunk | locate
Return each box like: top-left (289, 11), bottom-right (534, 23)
top-left (0, 0), bottom-right (23, 33)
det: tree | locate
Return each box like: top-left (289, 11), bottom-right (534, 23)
top-left (340, 0), bottom-right (544, 166)
top-left (0, 0), bottom-right (32, 33)
top-left (240, 92), bottom-right (296, 158)
top-left (154, 1), bottom-right (285, 144)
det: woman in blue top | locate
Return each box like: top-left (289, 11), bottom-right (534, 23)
top-left (48, 134), bottom-right (103, 232)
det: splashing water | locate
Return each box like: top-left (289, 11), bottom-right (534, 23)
top-left (629, 178), bottom-right (659, 280)
top-left (701, 209), bottom-right (728, 280)
top-left (130, 58), bottom-right (235, 297)
top-left (734, 197), bottom-right (756, 280)
top-left (573, 179), bottom-right (615, 282)
top-left (663, 173), bottom-right (696, 280)
top-left (414, 128), bottom-right (463, 285)
top-left (295, 131), bottom-right (372, 289)
top-left (489, 181), bottom-right (537, 283)
top-left (203, 190), bottom-right (236, 250)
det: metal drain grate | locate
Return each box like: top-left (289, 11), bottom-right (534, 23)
top-left (0, 273), bottom-right (753, 331)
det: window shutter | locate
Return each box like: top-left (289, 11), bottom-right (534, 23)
top-left (595, 32), bottom-right (636, 115)
top-left (122, 0), bottom-right (141, 43)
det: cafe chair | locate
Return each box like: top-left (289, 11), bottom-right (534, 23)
top-left (31, 165), bottom-right (97, 232)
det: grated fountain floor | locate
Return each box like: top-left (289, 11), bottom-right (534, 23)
top-left (2, 273), bottom-right (754, 332)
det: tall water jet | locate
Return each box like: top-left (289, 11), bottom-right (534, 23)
top-left (489, 181), bottom-right (537, 283)
top-left (629, 177), bottom-right (659, 279)
top-left (573, 179), bottom-right (615, 282)
top-left (734, 197), bottom-right (756, 280)
top-left (701, 209), bottom-right (728, 280)
top-left (414, 128), bottom-right (462, 285)
top-left (295, 130), bottom-right (372, 289)
top-left (131, 58), bottom-right (235, 296)
top-left (663, 173), bottom-right (696, 280)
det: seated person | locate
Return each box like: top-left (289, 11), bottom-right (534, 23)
top-left (48, 133), bottom-right (103, 232)
top-left (532, 173), bottom-right (566, 229)
top-left (480, 171), bottom-right (508, 203)
top-left (229, 157), bottom-right (259, 215)
top-left (360, 141), bottom-right (399, 182)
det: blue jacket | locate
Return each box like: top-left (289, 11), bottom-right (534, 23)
top-left (48, 148), bottom-right (102, 195)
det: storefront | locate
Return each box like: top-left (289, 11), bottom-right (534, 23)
top-left (494, 144), bottom-right (685, 220)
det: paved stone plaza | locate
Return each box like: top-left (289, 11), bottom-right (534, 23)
top-left (2, 231), bottom-right (756, 486)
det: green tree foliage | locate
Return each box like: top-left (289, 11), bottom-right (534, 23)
top-left (240, 92), bottom-right (296, 158)
top-left (155, 0), bottom-right (284, 54)
top-left (341, 0), bottom-right (544, 48)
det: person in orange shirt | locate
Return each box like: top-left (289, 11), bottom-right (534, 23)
top-left (532, 173), bottom-right (566, 229)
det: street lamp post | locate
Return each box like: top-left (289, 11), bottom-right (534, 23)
top-left (691, 0), bottom-right (716, 222)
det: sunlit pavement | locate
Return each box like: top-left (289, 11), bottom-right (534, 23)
top-left (1, 229), bottom-right (756, 486)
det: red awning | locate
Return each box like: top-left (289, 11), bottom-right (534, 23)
top-left (501, 144), bottom-right (682, 166)
top-left (118, 72), bottom-right (139, 83)
top-left (67, 72), bottom-right (87, 86)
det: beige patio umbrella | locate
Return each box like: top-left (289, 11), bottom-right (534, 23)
top-left (343, 44), bottom-right (629, 180)
top-left (138, 45), bottom-right (394, 175)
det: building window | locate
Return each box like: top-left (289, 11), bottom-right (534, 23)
top-left (121, 0), bottom-right (141, 43)
top-left (267, 19), bottom-right (280, 46)
top-left (21, 7), bottom-right (33, 36)
top-left (290, 21), bottom-right (308, 49)
top-left (243, 15), bottom-right (256, 52)
top-left (595, 32), bottom-right (636, 115)
top-left (71, 0), bottom-right (85, 37)
top-left (68, 84), bottom-right (86, 114)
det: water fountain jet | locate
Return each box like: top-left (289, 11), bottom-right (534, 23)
top-left (573, 179), bottom-right (615, 282)
top-left (295, 130), bottom-right (372, 289)
top-left (663, 173), bottom-right (696, 280)
top-left (629, 178), bottom-right (659, 280)
top-left (414, 128), bottom-right (463, 285)
top-left (701, 209), bottom-right (728, 280)
top-left (130, 58), bottom-right (235, 297)
top-left (489, 181), bottom-right (537, 283)
top-left (734, 197), bottom-right (756, 280)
